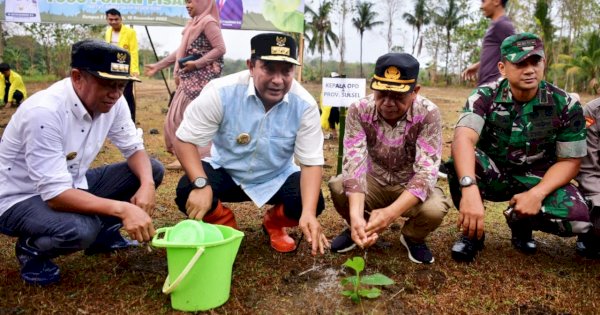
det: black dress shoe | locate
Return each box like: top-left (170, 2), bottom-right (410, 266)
top-left (510, 228), bottom-right (536, 254)
top-left (451, 234), bottom-right (485, 262)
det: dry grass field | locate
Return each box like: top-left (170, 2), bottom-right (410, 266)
top-left (0, 79), bottom-right (598, 314)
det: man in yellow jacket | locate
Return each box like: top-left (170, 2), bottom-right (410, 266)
top-left (105, 8), bottom-right (139, 122)
top-left (0, 63), bottom-right (27, 108)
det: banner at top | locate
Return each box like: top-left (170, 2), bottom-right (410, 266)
top-left (0, 0), bottom-right (305, 33)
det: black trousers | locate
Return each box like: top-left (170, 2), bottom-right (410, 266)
top-left (175, 161), bottom-right (325, 220)
top-left (328, 106), bottom-right (340, 127)
top-left (3, 87), bottom-right (24, 106)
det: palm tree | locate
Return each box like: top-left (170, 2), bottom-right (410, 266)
top-left (352, 1), bottom-right (383, 77)
top-left (305, 1), bottom-right (339, 79)
top-left (403, 0), bottom-right (431, 56)
top-left (288, 18), bottom-right (312, 79)
top-left (553, 31), bottom-right (600, 94)
top-left (433, 0), bottom-right (466, 84)
top-left (335, 0), bottom-right (351, 75)
top-left (534, 0), bottom-right (554, 69)
top-left (4, 48), bottom-right (24, 72)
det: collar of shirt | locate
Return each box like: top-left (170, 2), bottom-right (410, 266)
top-left (494, 79), bottom-right (552, 108)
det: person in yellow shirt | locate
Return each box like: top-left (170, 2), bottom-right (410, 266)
top-left (105, 8), bottom-right (139, 122)
top-left (320, 72), bottom-right (342, 140)
top-left (0, 63), bottom-right (27, 108)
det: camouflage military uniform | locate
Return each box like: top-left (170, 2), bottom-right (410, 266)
top-left (446, 78), bottom-right (591, 236)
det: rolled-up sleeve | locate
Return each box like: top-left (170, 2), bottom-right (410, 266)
top-left (176, 81), bottom-right (223, 146)
top-left (294, 103), bottom-right (324, 166)
top-left (557, 98), bottom-right (587, 158)
top-left (406, 108), bottom-right (442, 202)
top-left (455, 91), bottom-right (487, 135)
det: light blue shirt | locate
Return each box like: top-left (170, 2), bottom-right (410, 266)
top-left (177, 70), bottom-right (324, 207)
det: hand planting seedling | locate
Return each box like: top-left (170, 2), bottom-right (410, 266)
top-left (340, 256), bottom-right (394, 303)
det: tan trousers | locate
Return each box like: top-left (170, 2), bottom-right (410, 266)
top-left (328, 174), bottom-right (450, 242)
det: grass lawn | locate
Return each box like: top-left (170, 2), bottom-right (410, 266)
top-left (0, 79), bottom-right (598, 314)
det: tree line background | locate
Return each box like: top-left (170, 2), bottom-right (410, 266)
top-left (0, 0), bottom-right (598, 93)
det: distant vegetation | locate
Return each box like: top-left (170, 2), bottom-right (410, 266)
top-left (0, 0), bottom-right (598, 93)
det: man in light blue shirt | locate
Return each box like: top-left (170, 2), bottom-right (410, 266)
top-left (174, 33), bottom-right (328, 255)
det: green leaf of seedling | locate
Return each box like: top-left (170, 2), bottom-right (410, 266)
top-left (341, 290), bottom-right (355, 297)
top-left (360, 273), bottom-right (395, 286)
top-left (350, 293), bottom-right (361, 303)
top-left (342, 290), bottom-right (356, 297)
top-left (343, 256), bottom-right (365, 273)
top-left (358, 287), bottom-right (381, 299)
top-left (340, 276), bottom-right (358, 286)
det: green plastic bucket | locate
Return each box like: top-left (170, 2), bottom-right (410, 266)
top-left (152, 220), bottom-right (244, 312)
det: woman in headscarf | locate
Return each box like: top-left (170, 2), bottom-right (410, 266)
top-left (145, 0), bottom-right (225, 170)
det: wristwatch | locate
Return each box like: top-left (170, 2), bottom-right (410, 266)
top-left (459, 176), bottom-right (476, 188)
top-left (192, 177), bottom-right (209, 189)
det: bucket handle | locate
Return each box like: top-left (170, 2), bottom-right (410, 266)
top-left (151, 227), bottom-right (170, 247)
top-left (162, 246), bottom-right (205, 294)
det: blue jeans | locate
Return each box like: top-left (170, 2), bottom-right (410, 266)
top-left (0, 159), bottom-right (164, 258)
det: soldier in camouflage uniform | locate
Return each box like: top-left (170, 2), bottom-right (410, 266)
top-left (445, 33), bottom-right (591, 262)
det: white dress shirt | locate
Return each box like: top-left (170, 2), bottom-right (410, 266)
top-left (0, 78), bottom-right (143, 216)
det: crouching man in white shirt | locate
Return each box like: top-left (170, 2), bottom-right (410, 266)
top-left (0, 40), bottom-right (164, 286)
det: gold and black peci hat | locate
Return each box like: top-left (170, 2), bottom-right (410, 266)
top-left (71, 39), bottom-right (140, 82)
top-left (370, 53), bottom-right (419, 93)
top-left (250, 33), bottom-right (300, 66)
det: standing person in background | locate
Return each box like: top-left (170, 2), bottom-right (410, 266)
top-left (105, 8), bottom-right (139, 122)
top-left (440, 0), bottom-right (516, 179)
top-left (145, 0), bottom-right (225, 171)
top-left (0, 63), bottom-right (27, 108)
top-left (461, 0), bottom-right (515, 85)
top-left (321, 72), bottom-right (342, 140)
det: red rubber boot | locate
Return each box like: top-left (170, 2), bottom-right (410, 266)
top-left (203, 200), bottom-right (238, 230)
top-left (263, 204), bottom-right (298, 252)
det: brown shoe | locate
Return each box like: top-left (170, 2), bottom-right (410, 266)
top-left (263, 204), bottom-right (298, 252)
top-left (165, 160), bottom-right (182, 170)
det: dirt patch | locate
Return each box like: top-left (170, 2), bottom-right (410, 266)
top-left (508, 301), bottom-right (565, 315)
top-left (413, 268), bottom-right (447, 293)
